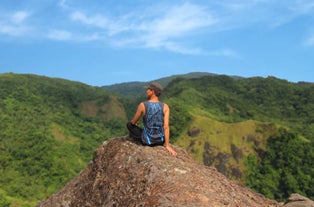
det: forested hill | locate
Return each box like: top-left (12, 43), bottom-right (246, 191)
top-left (161, 75), bottom-right (314, 201)
top-left (106, 74), bottom-right (314, 201)
top-left (162, 75), bottom-right (314, 140)
top-left (102, 72), bottom-right (225, 98)
top-left (0, 73), bottom-right (127, 206)
top-left (1, 73), bottom-right (314, 206)
top-left (105, 73), bottom-right (314, 139)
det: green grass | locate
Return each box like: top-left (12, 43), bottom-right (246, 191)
top-left (175, 111), bottom-right (279, 182)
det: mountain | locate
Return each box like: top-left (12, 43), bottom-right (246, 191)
top-left (162, 75), bottom-right (314, 201)
top-left (37, 137), bottom-right (281, 207)
top-left (104, 74), bottom-right (314, 201)
top-left (163, 75), bottom-right (314, 140)
top-left (102, 72), bottom-right (223, 98)
top-left (0, 73), bottom-right (127, 206)
top-left (1, 72), bottom-right (314, 206)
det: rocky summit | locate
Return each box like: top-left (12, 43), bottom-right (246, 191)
top-left (37, 137), bottom-right (309, 207)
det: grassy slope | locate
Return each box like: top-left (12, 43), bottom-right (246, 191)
top-left (174, 109), bottom-right (279, 183)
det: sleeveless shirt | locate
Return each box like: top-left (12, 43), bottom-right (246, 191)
top-left (141, 101), bottom-right (165, 145)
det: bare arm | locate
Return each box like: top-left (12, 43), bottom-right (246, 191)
top-left (131, 102), bottom-right (145, 125)
top-left (163, 104), bottom-right (177, 157)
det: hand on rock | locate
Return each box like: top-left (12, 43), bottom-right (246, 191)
top-left (165, 145), bottom-right (177, 157)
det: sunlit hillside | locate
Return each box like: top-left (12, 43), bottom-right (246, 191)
top-left (0, 73), bottom-right (127, 206)
top-left (1, 72), bottom-right (313, 206)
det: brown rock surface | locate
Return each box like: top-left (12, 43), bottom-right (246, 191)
top-left (283, 193), bottom-right (314, 207)
top-left (37, 136), bottom-right (282, 207)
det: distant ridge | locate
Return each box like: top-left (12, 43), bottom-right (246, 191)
top-left (102, 72), bottom-right (243, 98)
top-left (102, 72), bottom-right (313, 99)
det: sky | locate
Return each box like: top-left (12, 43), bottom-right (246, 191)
top-left (1, 0), bottom-right (314, 86)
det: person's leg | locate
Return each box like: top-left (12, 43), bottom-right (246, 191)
top-left (126, 122), bottom-right (143, 143)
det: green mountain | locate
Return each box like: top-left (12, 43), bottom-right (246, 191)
top-left (106, 73), bottom-right (314, 201)
top-left (1, 72), bottom-right (314, 206)
top-left (164, 75), bottom-right (314, 137)
top-left (102, 72), bottom-right (223, 98)
top-left (0, 73), bottom-right (127, 206)
top-left (162, 75), bottom-right (314, 201)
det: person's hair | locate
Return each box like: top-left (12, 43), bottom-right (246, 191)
top-left (145, 82), bottom-right (163, 97)
top-left (154, 90), bottom-right (161, 97)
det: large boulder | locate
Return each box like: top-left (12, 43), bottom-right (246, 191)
top-left (37, 137), bottom-right (281, 207)
top-left (283, 193), bottom-right (314, 207)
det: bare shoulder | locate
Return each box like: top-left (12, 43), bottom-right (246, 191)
top-left (139, 102), bottom-right (146, 114)
top-left (163, 103), bottom-right (169, 111)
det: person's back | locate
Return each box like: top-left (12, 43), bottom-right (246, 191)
top-left (142, 101), bottom-right (165, 145)
top-left (127, 82), bottom-right (177, 157)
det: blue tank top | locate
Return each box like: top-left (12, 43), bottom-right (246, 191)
top-left (141, 101), bottom-right (165, 145)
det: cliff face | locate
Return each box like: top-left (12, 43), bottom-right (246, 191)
top-left (37, 137), bottom-right (281, 207)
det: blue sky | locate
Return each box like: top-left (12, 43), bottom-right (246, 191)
top-left (1, 0), bottom-right (314, 86)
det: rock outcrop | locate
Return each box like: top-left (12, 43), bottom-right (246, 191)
top-left (37, 137), bottom-right (295, 207)
top-left (283, 193), bottom-right (314, 207)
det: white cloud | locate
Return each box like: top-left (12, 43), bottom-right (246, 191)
top-left (71, 11), bottom-right (109, 28)
top-left (289, 1), bottom-right (314, 15)
top-left (211, 1), bottom-right (314, 29)
top-left (3, 1), bottom-right (313, 56)
top-left (0, 10), bottom-right (30, 36)
top-left (207, 49), bottom-right (241, 59)
top-left (12, 11), bottom-right (30, 24)
top-left (149, 3), bottom-right (216, 38)
top-left (47, 29), bottom-right (72, 41)
top-left (58, 0), bottom-right (68, 9)
top-left (141, 3), bottom-right (216, 54)
top-left (0, 24), bottom-right (25, 36)
top-left (65, 2), bottom-right (217, 55)
top-left (47, 29), bottom-right (100, 42)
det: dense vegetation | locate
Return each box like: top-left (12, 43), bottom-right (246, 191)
top-left (0, 73), bottom-right (127, 206)
top-left (246, 129), bottom-right (314, 201)
top-left (1, 72), bottom-right (313, 205)
top-left (160, 75), bottom-right (314, 201)
top-left (163, 75), bottom-right (314, 140)
top-left (103, 72), bottom-right (217, 99)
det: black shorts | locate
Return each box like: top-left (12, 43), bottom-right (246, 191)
top-left (126, 122), bottom-right (143, 142)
